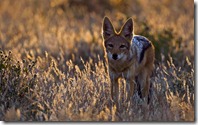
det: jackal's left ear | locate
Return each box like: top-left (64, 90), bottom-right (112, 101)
top-left (120, 18), bottom-right (133, 40)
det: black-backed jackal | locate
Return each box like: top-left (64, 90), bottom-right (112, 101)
top-left (102, 17), bottom-right (155, 105)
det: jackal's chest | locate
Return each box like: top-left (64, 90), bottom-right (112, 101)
top-left (109, 62), bottom-right (137, 80)
top-left (108, 59), bottom-right (135, 73)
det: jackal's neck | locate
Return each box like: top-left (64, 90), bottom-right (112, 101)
top-left (108, 51), bottom-right (137, 73)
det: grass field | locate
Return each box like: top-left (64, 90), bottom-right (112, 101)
top-left (0, 0), bottom-right (195, 121)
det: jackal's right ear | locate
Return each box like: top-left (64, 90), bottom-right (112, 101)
top-left (102, 17), bottom-right (115, 40)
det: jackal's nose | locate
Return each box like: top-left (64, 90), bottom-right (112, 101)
top-left (112, 54), bottom-right (118, 60)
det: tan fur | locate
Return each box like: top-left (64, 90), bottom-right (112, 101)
top-left (102, 17), bottom-right (155, 105)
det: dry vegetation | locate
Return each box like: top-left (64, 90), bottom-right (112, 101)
top-left (0, 0), bottom-right (194, 121)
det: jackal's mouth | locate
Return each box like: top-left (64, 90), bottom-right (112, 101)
top-left (108, 52), bottom-right (126, 61)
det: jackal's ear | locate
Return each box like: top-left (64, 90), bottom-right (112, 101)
top-left (120, 18), bottom-right (133, 41)
top-left (102, 17), bottom-right (115, 40)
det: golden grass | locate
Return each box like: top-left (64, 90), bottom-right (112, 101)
top-left (0, 0), bottom-right (194, 121)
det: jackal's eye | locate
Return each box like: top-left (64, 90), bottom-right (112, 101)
top-left (107, 44), bottom-right (113, 48)
top-left (105, 32), bottom-right (111, 37)
top-left (120, 45), bottom-right (126, 49)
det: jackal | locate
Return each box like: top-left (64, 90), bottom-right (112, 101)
top-left (102, 17), bottom-right (155, 104)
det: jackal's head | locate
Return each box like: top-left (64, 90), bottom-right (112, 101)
top-left (102, 17), bottom-right (134, 62)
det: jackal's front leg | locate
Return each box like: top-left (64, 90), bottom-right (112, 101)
top-left (137, 72), bottom-right (151, 104)
top-left (126, 77), bottom-right (134, 102)
top-left (110, 74), bottom-right (119, 103)
top-left (110, 76), bottom-right (118, 102)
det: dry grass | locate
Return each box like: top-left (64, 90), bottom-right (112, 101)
top-left (0, 0), bottom-right (194, 121)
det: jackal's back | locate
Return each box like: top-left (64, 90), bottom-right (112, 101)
top-left (132, 35), bottom-right (153, 64)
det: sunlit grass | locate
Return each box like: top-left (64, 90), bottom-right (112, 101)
top-left (0, 0), bottom-right (194, 121)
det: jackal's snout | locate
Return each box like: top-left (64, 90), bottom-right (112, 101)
top-left (112, 53), bottom-right (118, 60)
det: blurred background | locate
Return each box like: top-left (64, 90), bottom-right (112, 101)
top-left (0, 0), bottom-right (195, 121)
top-left (0, 0), bottom-right (194, 65)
